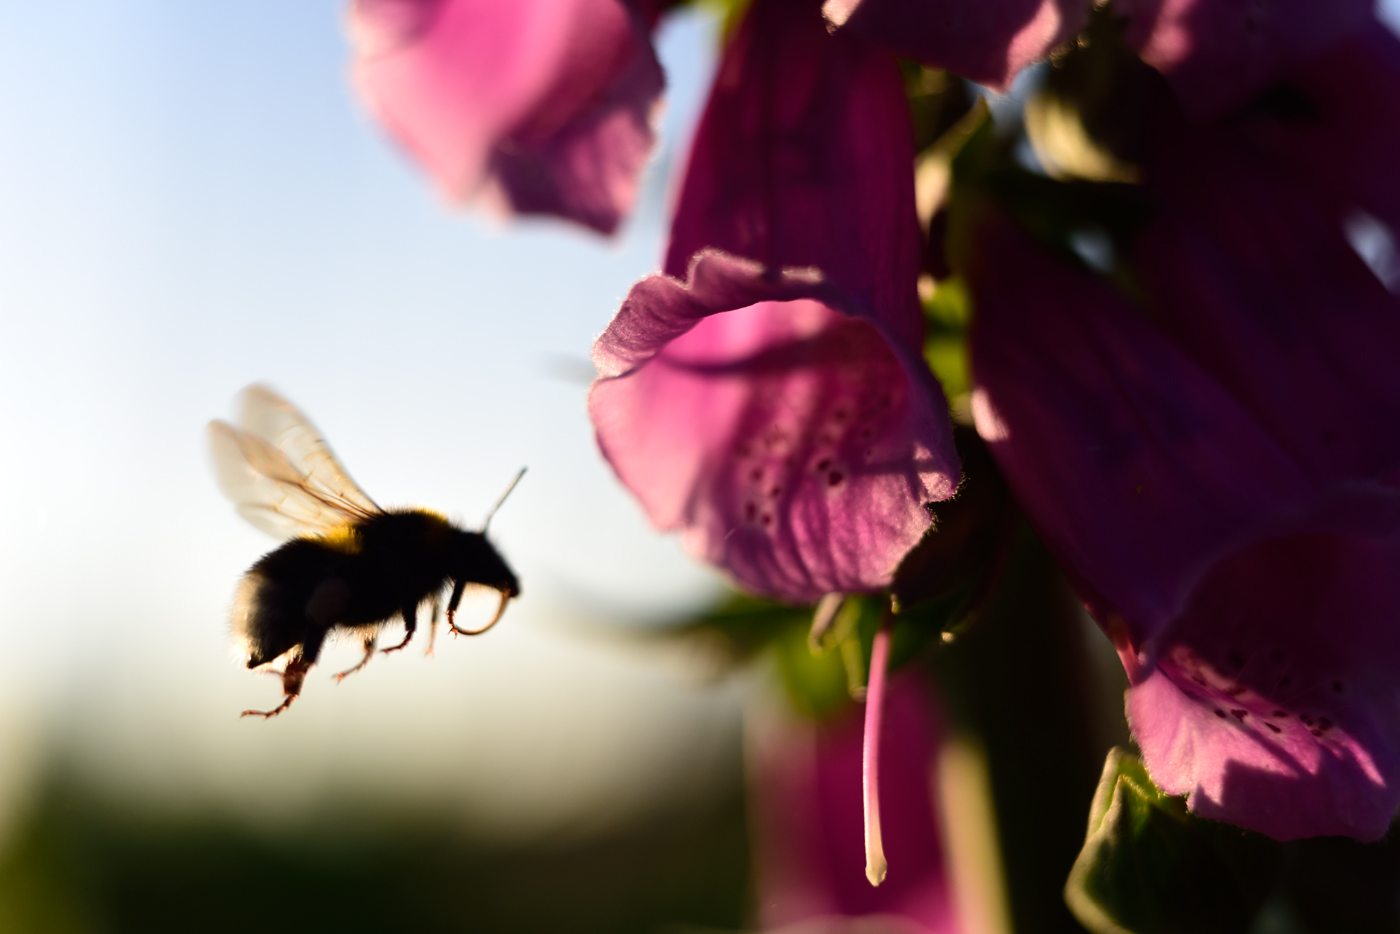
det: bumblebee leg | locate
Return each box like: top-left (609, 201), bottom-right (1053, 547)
top-left (240, 694), bottom-right (296, 719)
top-left (334, 634), bottom-right (378, 682)
top-left (450, 590), bottom-right (511, 636)
top-left (241, 655), bottom-right (312, 719)
top-left (445, 579), bottom-right (466, 637)
top-left (426, 597), bottom-right (441, 658)
top-left (381, 603), bottom-right (418, 654)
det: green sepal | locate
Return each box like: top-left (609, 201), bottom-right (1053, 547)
top-left (1065, 748), bottom-right (1281, 934)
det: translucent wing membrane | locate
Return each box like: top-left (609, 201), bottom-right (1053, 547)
top-left (209, 385), bottom-right (382, 540)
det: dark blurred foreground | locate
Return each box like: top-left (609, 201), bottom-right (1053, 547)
top-left (0, 773), bottom-right (750, 934)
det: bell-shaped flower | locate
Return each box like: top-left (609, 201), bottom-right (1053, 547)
top-left (966, 141), bottom-right (1400, 841)
top-left (591, 255), bottom-right (954, 602)
top-left (1131, 127), bottom-right (1400, 490)
top-left (1125, 489), bottom-right (1400, 843)
top-left (589, 0), bottom-right (958, 602)
top-left (1115, 0), bottom-right (1375, 119)
top-left (820, 0), bottom-right (1087, 91)
top-left (663, 0), bottom-right (926, 348)
top-left (348, 0), bottom-right (664, 234)
top-left (1236, 18), bottom-right (1400, 234)
top-left (748, 673), bottom-right (963, 932)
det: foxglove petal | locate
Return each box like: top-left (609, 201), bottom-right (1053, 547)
top-left (1129, 488), bottom-right (1400, 841)
top-left (967, 215), bottom-right (1313, 648)
top-left (1238, 20), bottom-right (1400, 232)
top-left (665, 0), bottom-right (924, 350)
top-left (969, 210), bottom-right (1400, 839)
top-left (1116, 0), bottom-right (1372, 119)
top-left (591, 253), bottom-right (956, 603)
top-left (349, 0), bottom-right (663, 234)
top-left (749, 675), bottom-right (959, 930)
top-left (1132, 128), bottom-right (1400, 487)
top-left (822, 0), bottom-right (1087, 91)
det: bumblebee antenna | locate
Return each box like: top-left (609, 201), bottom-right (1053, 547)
top-left (483, 467), bottom-right (527, 532)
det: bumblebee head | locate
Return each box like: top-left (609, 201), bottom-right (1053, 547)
top-left (448, 528), bottom-right (520, 599)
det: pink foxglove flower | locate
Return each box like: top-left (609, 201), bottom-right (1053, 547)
top-left (1116, 0), bottom-right (1374, 119)
top-left (820, 0), bottom-right (1087, 91)
top-left (1131, 128), bottom-right (1400, 490)
top-left (349, 0), bottom-right (663, 234)
top-left (1238, 19), bottom-right (1400, 234)
top-left (663, 0), bottom-right (926, 348)
top-left (749, 673), bottom-right (961, 932)
top-left (590, 255), bottom-right (954, 602)
top-left (967, 159), bottom-right (1400, 839)
top-left (590, 0), bottom-right (957, 602)
top-left (966, 11), bottom-right (1400, 836)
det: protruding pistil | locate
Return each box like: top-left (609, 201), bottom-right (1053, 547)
top-left (863, 605), bottom-right (893, 886)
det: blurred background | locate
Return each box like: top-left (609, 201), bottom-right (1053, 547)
top-left (0, 2), bottom-right (762, 929)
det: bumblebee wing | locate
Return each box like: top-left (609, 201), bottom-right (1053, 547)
top-left (209, 385), bottom-right (382, 540)
top-left (236, 385), bottom-right (382, 515)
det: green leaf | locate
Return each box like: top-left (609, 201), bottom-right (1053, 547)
top-left (1065, 748), bottom-right (1281, 934)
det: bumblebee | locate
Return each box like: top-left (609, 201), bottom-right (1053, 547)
top-left (209, 385), bottom-right (521, 718)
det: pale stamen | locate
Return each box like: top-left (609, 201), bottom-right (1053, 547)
top-left (808, 592), bottom-right (846, 652)
top-left (863, 606), bottom-right (893, 886)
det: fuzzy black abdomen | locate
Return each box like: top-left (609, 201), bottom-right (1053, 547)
top-left (232, 538), bottom-right (348, 668)
top-left (231, 512), bottom-right (459, 668)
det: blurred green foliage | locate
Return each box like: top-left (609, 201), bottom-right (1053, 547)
top-left (946, 112), bottom-right (1152, 292)
top-left (668, 587), bottom-right (959, 723)
top-left (694, 0), bottom-right (754, 38)
top-left (902, 64), bottom-right (976, 156)
top-left (0, 774), bottom-right (750, 934)
top-left (1038, 9), bottom-right (1168, 173)
top-left (923, 277), bottom-right (971, 402)
top-left (928, 527), bottom-right (1116, 934)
